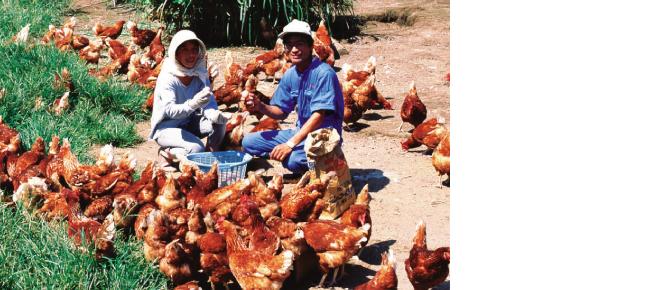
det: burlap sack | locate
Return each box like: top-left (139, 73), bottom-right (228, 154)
top-left (305, 128), bottom-right (355, 219)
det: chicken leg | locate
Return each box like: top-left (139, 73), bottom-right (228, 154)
top-left (396, 121), bottom-right (406, 133)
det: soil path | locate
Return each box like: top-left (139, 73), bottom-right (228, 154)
top-left (74, 0), bottom-right (449, 289)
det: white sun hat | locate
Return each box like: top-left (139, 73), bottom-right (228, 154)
top-left (168, 30), bottom-right (207, 59)
top-left (277, 19), bottom-right (312, 40)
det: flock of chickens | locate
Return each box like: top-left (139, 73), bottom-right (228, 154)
top-left (6, 15), bottom-right (450, 289)
top-left (0, 117), bottom-right (448, 289)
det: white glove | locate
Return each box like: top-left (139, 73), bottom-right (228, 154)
top-left (188, 87), bottom-right (212, 110)
top-left (209, 111), bottom-right (232, 124)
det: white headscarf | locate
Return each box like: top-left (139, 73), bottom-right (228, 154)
top-left (160, 30), bottom-right (209, 84)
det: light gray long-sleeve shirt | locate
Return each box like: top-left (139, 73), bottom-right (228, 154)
top-left (149, 72), bottom-right (218, 141)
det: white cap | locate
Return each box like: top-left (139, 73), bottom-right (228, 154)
top-left (277, 19), bottom-right (312, 40)
top-left (168, 30), bottom-right (207, 60)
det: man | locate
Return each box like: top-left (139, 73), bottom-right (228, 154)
top-left (241, 19), bottom-right (344, 180)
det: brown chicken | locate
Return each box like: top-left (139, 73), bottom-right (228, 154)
top-left (400, 118), bottom-right (447, 152)
top-left (71, 35), bottom-right (89, 51)
top-left (65, 188), bottom-right (116, 260)
top-left (135, 58), bottom-right (163, 87)
top-left (12, 176), bottom-right (48, 211)
top-left (239, 76), bottom-right (272, 120)
top-left (160, 239), bottom-right (193, 285)
top-left (220, 111), bottom-right (250, 151)
top-left (156, 175), bottom-right (186, 213)
top-left (266, 216), bottom-right (306, 257)
top-left (104, 37), bottom-right (127, 60)
top-left (352, 74), bottom-right (377, 112)
top-left (144, 209), bottom-right (171, 261)
top-left (51, 92), bottom-right (71, 115)
top-left (4, 137), bottom-right (22, 180)
top-left (354, 250), bottom-right (398, 290)
top-left (140, 27), bottom-right (165, 69)
top-left (405, 221), bottom-right (450, 290)
top-left (397, 81), bottom-right (427, 132)
top-left (301, 219), bottom-right (371, 287)
top-left (222, 219), bottom-right (294, 290)
top-left (197, 214), bottom-right (233, 290)
top-left (312, 20), bottom-right (335, 67)
top-left (53, 67), bottom-right (74, 93)
top-left (250, 171), bottom-right (283, 220)
top-left (242, 196), bottom-right (280, 255)
top-left (12, 136), bottom-right (46, 180)
top-left (176, 156), bottom-right (199, 196)
top-left (112, 164), bottom-right (141, 228)
top-left (78, 38), bottom-right (104, 64)
top-left (89, 42), bottom-right (136, 78)
top-left (184, 204), bottom-right (207, 245)
top-left (130, 62), bottom-right (149, 84)
top-left (135, 203), bottom-right (157, 240)
top-left (199, 169), bottom-right (258, 217)
top-left (279, 171), bottom-right (335, 222)
top-left (59, 138), bottom-right (114, 190)
top-left (168, 207), bottom-right (193, 241)
top-left (214, 52), bottom-right (245, 109)
top-left (40, 135), bottom-right (63, 191)
top-left (248, 39), bottom-right (286, 83)
top-left (249, 117), bottom-right (281, 134)
top-left (186, 161), bottom-right (219, 210)
top-left (127, 21), bottom-right (159, 49)
top-left (36, 190), bottom-right (69, 221)
top-left (342, 81), bottom-right (365, 132)
top-left (84, 195), bottom-right (113, 222)
top-left (55, 27), bottom-right (74, 51)
top-left (93, 20), bottom-right (126, 39)
top-left (108, 152), bottom-right (137, 195)
top-left (38, 25), bottom-right (57, 45)
top-left (0, 116), bottom-right (20, 147)
top-left (432, 131), bottom-right (450, 188)
top-left (340, 184), bottom-right (372, 259)
top-left (12, 165), bottom-right (44, 192)
top-left (173, 281), bottom-right (202, 290)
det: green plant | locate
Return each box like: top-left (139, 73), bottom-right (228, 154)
top-left (0, 202), bottom-right (170, 289)
top-left (125, 0), bottom-right (355, 46)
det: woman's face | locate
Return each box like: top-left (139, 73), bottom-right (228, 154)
top-left (175, 41), bottom-right (200, 69)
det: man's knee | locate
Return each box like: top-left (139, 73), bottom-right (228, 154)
top-left (242, 133), bottom-right (258, 153)
top-left (286, 152), bottom-right (308, 173)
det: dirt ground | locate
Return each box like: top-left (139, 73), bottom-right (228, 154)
top-left (74, 0), bottom-right (449, 289)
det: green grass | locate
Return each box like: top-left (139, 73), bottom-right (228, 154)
top-left (0, 202), bottom-right (171, 289)
top-left (0, 0), bottom-right (152, 165)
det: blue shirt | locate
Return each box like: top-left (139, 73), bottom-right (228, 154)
top-left (271, 57), bottom-right (344, 138)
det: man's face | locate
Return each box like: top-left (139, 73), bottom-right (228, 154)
top-left (175, 41), bottom-right (199, 69)
top-left (284, 35), bottom-right (312, 65)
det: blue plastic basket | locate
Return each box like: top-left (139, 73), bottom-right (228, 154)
top-left (186, 151), bottom-right (253, 187)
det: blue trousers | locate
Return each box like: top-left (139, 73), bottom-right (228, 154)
top-left (242, 128), bottom-right (308, 174)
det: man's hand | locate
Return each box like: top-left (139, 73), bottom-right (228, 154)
top-left (189, 87), bottom-right (212, 110)
top-left (271, 143), bottom-right (293, 162)
top-left (241, 92), bottom-right (262, 112)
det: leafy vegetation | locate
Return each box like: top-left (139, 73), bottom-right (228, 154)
top-left (0, 0), bottom-right (152, 165)
top-left (0, 203), bottom-right (170, 289)
top-left (126, 0), bottom-right (356, 46)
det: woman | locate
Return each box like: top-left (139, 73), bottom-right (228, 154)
top-left (149, 30), bottom-right (230, 171)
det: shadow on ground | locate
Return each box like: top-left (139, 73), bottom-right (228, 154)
top-left (350, 168), bottom-right (391, 193)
